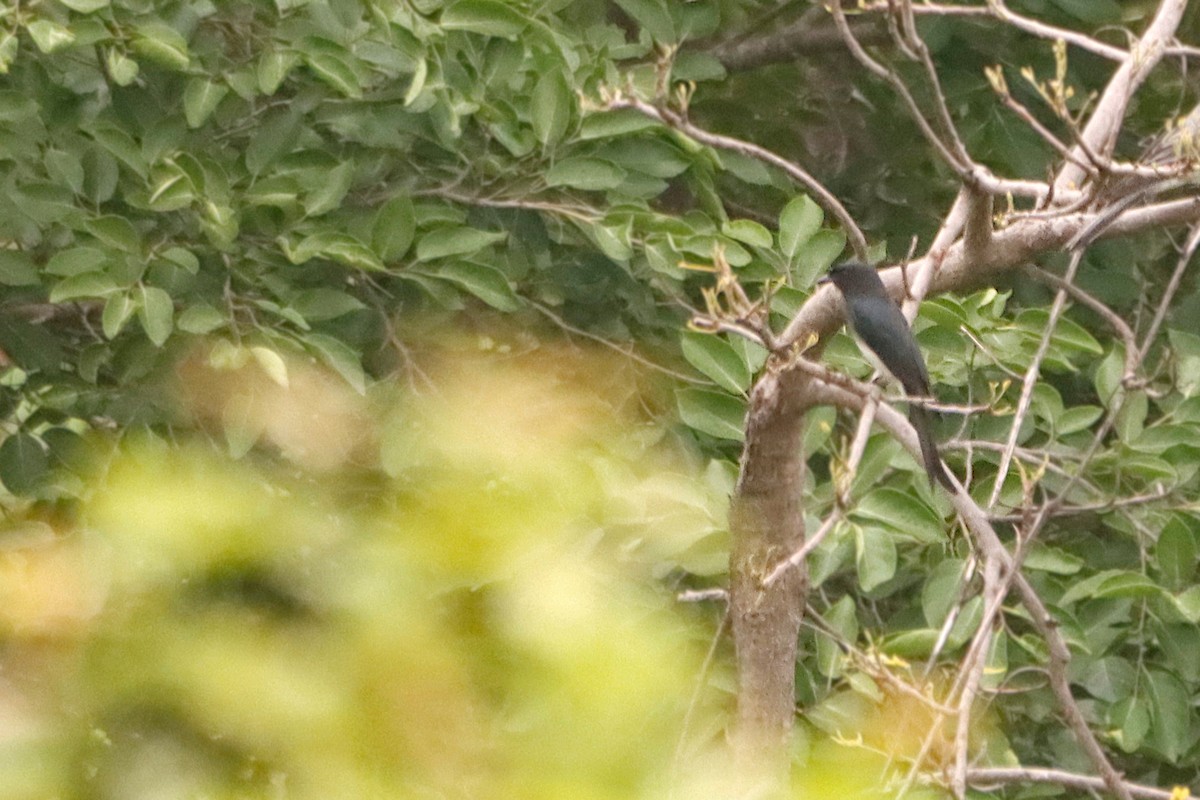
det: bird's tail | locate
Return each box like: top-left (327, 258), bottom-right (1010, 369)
top-left (909, 404), bottom-right (956, 491)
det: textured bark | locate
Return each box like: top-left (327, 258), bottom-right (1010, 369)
top-left (728, 369), bottom-right (813, 769)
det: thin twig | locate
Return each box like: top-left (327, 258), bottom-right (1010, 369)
top-left (530, 301), bottom-right (707, 384)
top-left (598, 93), bottom-right (870, 262)
top-left (762, 510), bottom-right (842, 587)
top-left (1022, 264), bottom-right (1139, 380)
top-left (965, 766), bottom-right (1188, 800)
top-left (987, 248), bottom-right (1085, 509)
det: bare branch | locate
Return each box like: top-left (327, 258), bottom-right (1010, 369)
top-left (965, 766), bottom-right (1183, 800)
top-left (988, 249), bottom-right (1083, 507)
top-left (1054, 0), bottom-right (1188, 194)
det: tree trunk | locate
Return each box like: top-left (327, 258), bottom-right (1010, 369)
top-left (729, 370), bottom-right (812, 770)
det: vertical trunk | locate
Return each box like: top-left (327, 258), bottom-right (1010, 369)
top-left (728, 371), bottom-right (812, 771)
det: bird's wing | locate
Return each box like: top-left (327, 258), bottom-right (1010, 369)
top-left (846, 295), bottom-right (932, 397)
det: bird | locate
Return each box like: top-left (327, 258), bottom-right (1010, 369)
top-left (818, 262), bottom-right (955, 491)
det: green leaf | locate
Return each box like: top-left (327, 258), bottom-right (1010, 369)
top-left (922, 558), bottom-right (967, 627)
top-left (675, 388), bottom-right (746, 441)
top-left (855, 525), bottom-right (897, 591)
top-left (177, 304), bottom-right (225, 334)
top-left (1171, 585), bottom-right (1200, 623)
top-left (531, 69), bottom-right (572, 147)
top-left (793, 229), bottom-right (846, 288)
top-left (0, 433), bottom-right (49, 495)
top-left (1061, 569), bottom-right (1160, 605)
top-left (1057, 405), bottom-right (1103, 435)
top-left (0, 32), bottom-right (18, 74)
top-left (430, 261), bottom-right (521, 311)
top-left (303, 161), bottom-right (356, 217)
top-left (680, 331), bottom-right (751, 393)
top-left (59, 0), bottom-right (110, 11)
top-left (372, 196), bottom-right (416, 261)
top-left (1109, 695), bottom-right (1150, 753)
top-left (160, 247), bottom-right (199, 275)
top-left (0, 250), bottom-right (38, 286)
top-left (306, 333), bottom-right (366, 394)
top-left (1050, 0), bottom-right (1122, 24)
top-left (415, 227), bottom-right (508, 261)
top-left (26, 19), bottom-right (75, 53)
top-left (138, 286), bottom-right (174, 347)
top-left (132, 22), bottom-right (190, 71)
top-left (45, 149), bottom-right (84, 194)
top-left (105, 49), bottom-right (139, 86)
top-left (291, 289), bottom-right (366, 321)
top-left (245, 109), bottom-right (302, 174)
top-left (583, 221), bottom-right (633, 262)
top-left (404, 58), bottom-right (428, 107)
top-left (88, 124), bottom-right (148, 177)
top-left (854, 488), bottom-right (943, 543)
top-left (544, 158), bottom-right (626, 191)
top-left (49, 272), bottom-right (118, 303)
top-left (815, 596), bottom-right (857, 677)
top-left (85, 216), bottom-right (141, 252)
top-left (779, 195), bottom-right (822, 261)
top-left (1079, 656), bottom-right (1135, 702)
top-left (302, 39), bottom-right (362, 98)
top-left (879, 629), bottom-right (939, 660)
top-left (284, 231), bottom-right (387, 272)
top-left (102, 293), bottom-right (135, 339)
top-left (1146, 669), bottom-right (1189, 762)
top-left (722, 219), bottom-right (773, 249)
top-left (441, 0), bottom-right (529, 39)
top-left (251, 346), bottom-right (289, 388)
top-left (257, 50), bottom-right (299, 95)
top-left (1023, 544), bottom-right (1084, 575)
top-left (578, 109), bottom-right (660, 140)
top-left (1156, 516), bottom-right (1198, 591)
top-left (183, 79), bottom-right (229, 128)
top-left (612, 0), bottom-right (676, 42)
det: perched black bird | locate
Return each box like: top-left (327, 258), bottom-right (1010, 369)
top-left (818, 262), bottom-right (955, 491)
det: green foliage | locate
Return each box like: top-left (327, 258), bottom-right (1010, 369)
top-left (4, 0), bottom-right (1200, 796)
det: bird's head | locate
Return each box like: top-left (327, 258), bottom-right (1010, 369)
top-left (817, 261), bottom-right (885, 296)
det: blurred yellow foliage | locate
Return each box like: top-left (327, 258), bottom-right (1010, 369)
top-left (0, 335), bottom-right (969, 799)
top-left (0, 336), bottom-right (733, 800)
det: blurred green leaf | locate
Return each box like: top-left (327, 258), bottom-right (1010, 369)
top-left (1146, 669), bottom-right (1189, 762)
top-left (1110, 695), bottom-right (1150, 753)
top-left (0, 250), bottom-right (38, 286)
top-left (779, 195), bottom-right (822, 262)
top-left (416, 227), bottom-right (508, 261)
top-left (26, 20), bottom-right (75, 53)
top-left (306, 333), bottom-right (366, 394)
top-left (183, 79), bottom-right (229, 128)
top-left (854, 488), bottom-right (942, 543)
top-left (138, 286), bottom-right (174, 347)
top-left (373, 196), bottom-right (417, 262)
top-left (441, 0), bottom-right (528, 39)
top-left (544, 158), bottom-right (627, 191)
top-left (680, 331), bottom-right (751, 394)
top-left (532, 69), bottom-right (572, 147)
top-left (430, 261), bottom-right (521, 311)
top-left (133, 22), bottom-right (190, 70)
top-left (676, 388), bottom-right (745, 441)
top-left (855, 525), bottom-right (896, 591)
top-left (0, 433), bottom-right (48, 495)
top-left (612, 0), bottom-right (676, 42)
top-left (721, 219), bottom-right (772, 250)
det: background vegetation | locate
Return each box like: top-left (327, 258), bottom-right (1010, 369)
top-left (1, 0), bottom-right (1199, 797)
